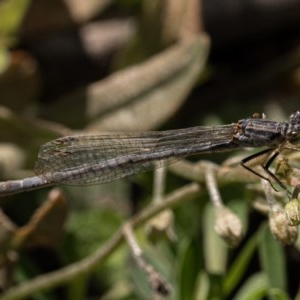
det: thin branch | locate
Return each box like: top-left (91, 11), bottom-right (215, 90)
top-left (0, 182), bottom-right (200, 300)
top-left (205, 164), bottom-right (223, 209)
top-left (153, 167), bottom-right (167, 203)
top-left (123, 223), bottom-right (170, 296)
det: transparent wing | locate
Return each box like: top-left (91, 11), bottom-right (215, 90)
top-left (34, 124), bottom-right (237, 185)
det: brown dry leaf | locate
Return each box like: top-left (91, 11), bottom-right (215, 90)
top-left (0, 209), bottom-right (17, 253)
top-left (39, 34), bottom-right (209, 131)
top-left (38, 0), bottom-right (209, 131)
top-left (0, 51), bottom-right (40, 112)
top-left (12, 188), bottom-right (68, 249)
top-left (64, 0), bottom-right (113, 23)
top-left (87, 35), bottom-right (209, 132)
top-left (79, 20), bottom-right (136, 63)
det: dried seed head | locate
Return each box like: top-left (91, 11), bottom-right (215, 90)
top-left (285, 198), bottom-right (300, 226)
top-left (214, 207), bottom-right (243, 247)
top-left (269, 209), bottom-right (298, 245)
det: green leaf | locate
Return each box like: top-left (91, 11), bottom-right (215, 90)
top-left (223, 229), bottom-right (259, 296)
top-left (0, 47), bottom-right (9, 74)
top-left (129, 241), bottom-right (175, 299)
top-left (203, 203), bottom-right (228, 274)
top-left (65, 208), bottom-right (123, 260)
top-left (258, 224), bottom-right (286, 291)
top-left (193, 271), bottom-right (210, 300)
top-left (190, 270), bottom-right (225, 300)
top-left (267, 288), bottom-right (290, 300)
top-left (232, 272), bottom-right (268, 300)
top-left (0, 0), bottom-right (31, 37)
top-left (177, 239), bottom-right (203, 300)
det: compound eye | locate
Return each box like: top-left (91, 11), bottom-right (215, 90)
top-left (290, 111), bottom-right (300, 125)
top-left (289, 130), bottom-right (300, 144)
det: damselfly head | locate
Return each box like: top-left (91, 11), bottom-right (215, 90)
top-left (287, 111), bottom-right (300, 144)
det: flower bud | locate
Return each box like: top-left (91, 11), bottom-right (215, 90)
top-left (269, 209), bottom-right (298, 245)
top-left (285, 198), bottom-right (300, 226)
top-left (214, 207), bottom-right (243, 247)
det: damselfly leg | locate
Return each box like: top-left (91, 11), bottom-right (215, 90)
top-left (241, 148), bottom-right (286, 192)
